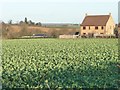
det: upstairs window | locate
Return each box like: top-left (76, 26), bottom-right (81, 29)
top-left (95, 26), bottom-right (98, 30)
top-left (83, 26), bottom-right (86, 30)
top-left (101, 26), bottom-right (104, 30)
top-left (89, 26), bottom-right (90, 30)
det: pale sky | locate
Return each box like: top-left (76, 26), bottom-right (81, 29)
top-left (119, 1), bottom-right (120, 23)
top-left (0, 0), bottom-right (119, 24)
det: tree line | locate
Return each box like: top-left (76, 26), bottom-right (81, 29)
top-left (7, 17), bottom-right (42, 26)
top-left (1, 17), bottom-right (42, 39)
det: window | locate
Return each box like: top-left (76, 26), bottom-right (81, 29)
top-left (95, 26), bottom-right (98, 29)
top-left (83, 26), bottom-right (86, 30)
top-left (89, 26), bottom-right (90, 30)
top-left (83, 33), bottom-right (86, 35)
top-left (101, 26), bottom-right (104, 30)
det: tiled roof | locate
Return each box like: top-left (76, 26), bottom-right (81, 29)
top-left (81, 15), bottom-right (110, 26)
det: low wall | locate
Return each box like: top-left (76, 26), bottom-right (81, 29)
top-left (59, 35), bottom-right (79, 39)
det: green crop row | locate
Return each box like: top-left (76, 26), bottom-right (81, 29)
top-left (2, 38), bottom-right (119, 88)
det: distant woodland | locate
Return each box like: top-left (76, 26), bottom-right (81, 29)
top-left (0, 18), bottom-right (80, 39)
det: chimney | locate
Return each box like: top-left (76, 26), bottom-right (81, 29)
top-left (109, 13), bottom-right (111, 15)
top-left (85, 13), bottom-right (88, 16)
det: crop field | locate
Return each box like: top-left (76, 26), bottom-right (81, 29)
top-left (2, 38), bottom-right (120, 88)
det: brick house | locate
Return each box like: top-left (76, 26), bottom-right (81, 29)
top-left (80, 13), bottom-right (115, 37)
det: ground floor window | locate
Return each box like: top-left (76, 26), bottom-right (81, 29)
top-left (83, 33), bottom-right (86, 35)
top-left (95, 26), bottom-right (98, 29)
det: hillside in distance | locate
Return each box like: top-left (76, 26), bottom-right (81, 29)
top-left (1, 23), bottom-right (80, 39)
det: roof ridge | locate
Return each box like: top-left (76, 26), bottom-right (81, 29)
top-left (86, 15), bottom-right (110, 17)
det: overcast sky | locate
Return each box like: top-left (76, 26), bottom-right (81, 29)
top-left (0, 0), bottom-right (119, 24)
top-left (119, 1), bottom-right (120, 23)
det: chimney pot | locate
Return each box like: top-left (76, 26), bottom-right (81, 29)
top-left (109, 13), bottom-right (111, 15)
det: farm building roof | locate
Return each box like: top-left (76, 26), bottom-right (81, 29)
top-left (81, 15), bottom-right (110, 26)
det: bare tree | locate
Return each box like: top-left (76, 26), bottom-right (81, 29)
top-left (8, 20), bottom-right (12, 24)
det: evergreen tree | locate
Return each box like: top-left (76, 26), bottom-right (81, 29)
top-left (25, 17), bottom-right (28, 24)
